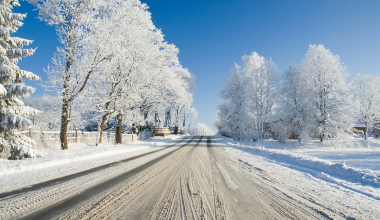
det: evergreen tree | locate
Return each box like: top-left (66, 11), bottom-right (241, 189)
top-left (0, 0), bottom-right (39, 159)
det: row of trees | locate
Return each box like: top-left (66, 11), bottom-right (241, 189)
top-left (216, 44), bottom-right (379, 143)
top-left (24, 95), bottom-right (198, 136)
top-left (0, 0), bottom-right (197, 159)
top-left (190, 123), bottom-right (215, 136)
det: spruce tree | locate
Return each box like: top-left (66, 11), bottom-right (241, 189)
top-left (0, 0), bottom-right (39, 159)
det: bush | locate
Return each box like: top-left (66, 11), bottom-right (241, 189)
top-left (9, 145), bottom-right (46, 160)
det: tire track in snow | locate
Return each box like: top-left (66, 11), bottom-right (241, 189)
top-left (0, 137), bottom-right (189, 201)
top-left (14, 137), bottom-right (197, 220)
top-left (0, 136), bottom-right (350, 219)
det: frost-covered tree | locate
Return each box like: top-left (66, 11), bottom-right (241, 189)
top-left (77, 1), bottom-right (195, 142)
top-left (24, 0), bottom-right (193, 146)
top-left (218, 46), bottom-right (353, 143)
top-left (24, 96), bottom-right (61, 131)
top-left (352, 74), bottom-right (380, 140)
top-left (172, 66), bottom-right (196, 131)
top-left (219, 64), bottom-right (248, 140)
top-left (215, 103), bottom-right (234, 137)
top-left (82, 0), bottom-right (166, 144)
top-left (181, 106), bottom-right (198, 128)
top-left (192, 123), bottom-right (215, 136)
top-left (162, 66), bottom-right (195, 132)
top-left (0, 0), bottom-right (40, 159)
top-left (243, 52), bottom-right (278, 140)
top-left (218, 52), bottom-right (278, 141)
top-left (25, 95), bottom-right (89, 132)
top-left (278, 46), bottom-right (353, 142)
top-left (28, 0), bottom-right (137, 149)
top-left (300, 45), bottom-right (352, 142)
top-left (278, 63), bottom-right (313, 142)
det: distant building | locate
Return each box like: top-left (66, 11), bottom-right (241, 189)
top-left (353, 124), bottom-right (366, 135)
top-left (373, 123), bottom-right (380, 138)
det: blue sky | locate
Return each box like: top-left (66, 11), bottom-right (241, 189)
top-left (15, 0), bottom-right (380, 130)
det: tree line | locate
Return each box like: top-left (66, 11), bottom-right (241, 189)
top-left (216, 45), bottom-right (379, 143)
top-left (0, 0), bottom-right (196, 159)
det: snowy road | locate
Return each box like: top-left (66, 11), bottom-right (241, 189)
top-left (0, 136), bottom-right (376, 219)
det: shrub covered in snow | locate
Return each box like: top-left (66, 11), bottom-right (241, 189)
top-left (10, 144), bottom-right (46, 160)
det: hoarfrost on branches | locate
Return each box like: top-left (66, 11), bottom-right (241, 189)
top-left (27, 0), bottom-right (197, 147)
top-left (217, 52), bottom-right (278, 141)
top-left (300, 45), bottom-right (352, 142)
top-left (352, 74), bottom-right (380, 140)
top-left (217, 45), bottom-right (354, 144)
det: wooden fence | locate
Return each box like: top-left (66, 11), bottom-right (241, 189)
top-left (21, 128), bottom-right (138, 145)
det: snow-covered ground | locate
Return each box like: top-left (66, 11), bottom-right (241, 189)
top-left (1, 135), bottom-right (380, 218)
top-left (0, 135), bottom-right (186, 193)
top-left (215, 134), bottom-right (380, 201)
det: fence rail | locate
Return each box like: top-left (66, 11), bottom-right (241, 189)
top-left (21, 129), bottom-right (137, 145)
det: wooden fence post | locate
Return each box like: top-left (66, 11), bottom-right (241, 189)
top-left (29, 126), bottom-right (32, 138)
top-left (75, 128), bottom-right (78, 143)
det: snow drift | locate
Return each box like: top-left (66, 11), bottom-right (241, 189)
top-left (223, 139), bottom-right (380, 187)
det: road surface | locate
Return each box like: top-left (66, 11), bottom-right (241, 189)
top-left (1, 136), bottom-right (346, 219)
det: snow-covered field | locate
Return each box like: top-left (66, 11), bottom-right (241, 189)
top-left (215, 134), bottom-right (380, 201)
top-left (0, 135), bottom-right (186, 193)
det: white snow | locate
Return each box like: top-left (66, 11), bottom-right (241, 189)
top-left (2, 133), bottom-right (380, 218)
top-left (216, 162), bottom-right (239, 190)
top-left (215, 134), bottom-right (380, 201)
top-left (0, 135), bottom-right (186, 193)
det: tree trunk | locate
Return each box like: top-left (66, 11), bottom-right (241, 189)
top-left (155, 111), bottom-right (161, 127)
top-left (137, 125), bottom-right (141, 140)
top-left (174, 107), bottom-right (179, 135)
top-left (164, 108), bottom-right (172, 127)
top-left (60, 101), bottom-right (69, 150)
top-left (97, 100), bottom-right (114, 144)
top-left (183, 112), bottom-right (186, 127)
top-left (164, 110), bottom-right (169, 127)
top-left (99, 113), bottom-right (111, 144)
top-left (168, 109), bottom-right (172, 127)
top-left (96, 123), bottom-right (100, 146)
top-left (320, 132), bottom-right (324, 142)
top-left (60, 32), bottom-right (74, 150)
top-left (174, 126), bottom-right (179, 135)
top-left (365, 123), bottom-right (368, 140)
top-left (98, 113), bottom-right (110, 144)
top-left (133, 124), bottom-right (140, 139)
top-left (116, 113), bottom-right (122, 144)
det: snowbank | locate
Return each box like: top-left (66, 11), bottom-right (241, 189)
top-left (0, 135), bottom-right (186, 191)
top-left (217, 136), bottom-right (380, 188)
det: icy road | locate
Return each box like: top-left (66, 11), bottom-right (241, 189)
top-left (0, 136), bottom-right (376, 219)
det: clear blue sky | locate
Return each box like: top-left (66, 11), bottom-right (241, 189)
top-left (15, 0), bottom-right (380, 130)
